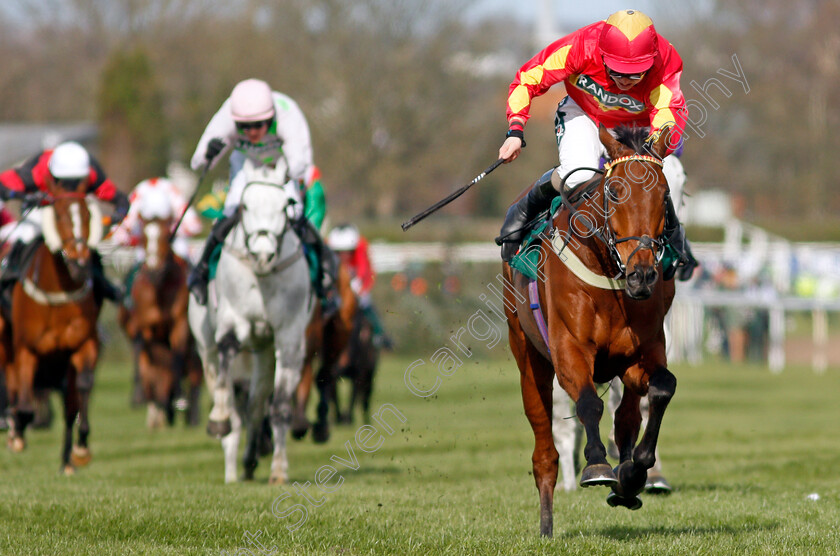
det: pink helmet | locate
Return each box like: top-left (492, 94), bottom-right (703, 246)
top-left (230, 79), bottom-right (275, 122)
top-left (599, 10), bottom-right (659, 74)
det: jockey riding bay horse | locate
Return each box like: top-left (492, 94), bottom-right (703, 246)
top-left (5, 180), bottom-right (105, 474)
top-left (504, 125), bottom-right (677, 536)
top-left (118, 212), bottom-right (201, 429)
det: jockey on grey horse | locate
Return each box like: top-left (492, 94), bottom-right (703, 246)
top-left (188, 160), bottom-right (313, 484)
top-left (187, 78), bottom-right (338, 315)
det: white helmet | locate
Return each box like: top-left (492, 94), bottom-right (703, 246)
top-left (137, 183), bottom-right (174, 220)
top-left (328, 224), bottom-right (361, 251)
top-left (49, 141), bottom-right (90, 179)
top-left (230, 79), bottom-right (275, 122)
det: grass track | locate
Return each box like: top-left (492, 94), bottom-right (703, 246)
top-left (1, 352), bottom-right (839, 555)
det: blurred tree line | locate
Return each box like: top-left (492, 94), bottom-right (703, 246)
top-left (0, 1), bottom-right (836, 229)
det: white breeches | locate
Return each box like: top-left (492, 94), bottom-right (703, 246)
top-left (553, 96), bottom-right (686, 205)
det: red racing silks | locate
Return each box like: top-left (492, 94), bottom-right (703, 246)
top-left (506, 21), bottom-right (686, 153)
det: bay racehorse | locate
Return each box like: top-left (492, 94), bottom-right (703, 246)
top-left (330, 297), bottom-right (380, 424)
top-left (188, 161), bottom-right (312, 484)
top-left (118, 201), bottom-right (201, 429)
top-left (5, 182), bottom-right (105, 474)
top-left (291, 261), bottom-right (357, 442)
top-left (504, 125), bottom-right (678, 536)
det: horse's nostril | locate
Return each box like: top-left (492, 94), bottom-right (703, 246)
top-left (645, 267), bottom-right (658, 286)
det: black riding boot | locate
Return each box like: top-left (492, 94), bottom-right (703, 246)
top-left (662, 195), bottom-right (699, 282)
top-left (91, 249), bottom-right (123, 305)
top-left (294, 218), bottom-right (340, 317)
top-left (188, 212), bottom-right (241, 305)
top-left (495, 168), bottom-right (561, 262)
top-left (0, 240), bottom-right (26, 307)
top-left (0, 240), bottom-right (27, 288)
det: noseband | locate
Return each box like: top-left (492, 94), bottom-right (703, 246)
top-left (558, 154), bottom-right (666, 276)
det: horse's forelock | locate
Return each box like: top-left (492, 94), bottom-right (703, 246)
top-left (612, 126), bottom-right (651, 155)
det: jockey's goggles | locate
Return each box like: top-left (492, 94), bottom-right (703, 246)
top-left (236, 119), bottom-right (272, 131)
top-left (606, 67), bottom-right (647, 81)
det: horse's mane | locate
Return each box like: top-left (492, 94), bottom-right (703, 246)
top-left (612, 126), bottom-right (651, 155)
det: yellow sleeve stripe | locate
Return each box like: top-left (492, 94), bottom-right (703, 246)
top-left (508, 85), bottom-right (532, 114)
top-left (508, 45), bottom-right (572, 115)
top-left (649, 84), bottom-right (673, 110)
top-left (544, 45), bottom-right (571, 71)
top-left (649, 85), bottom-right (675, 131)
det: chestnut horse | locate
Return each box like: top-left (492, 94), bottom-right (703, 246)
top-left (504, 125), bottom-right (677, 536)
top-left (118, 215), bottom-right (201, 429)
top-left (5, 182), bottom-right (105, 474)
top-left (291, 262), bottom-right (357, 442)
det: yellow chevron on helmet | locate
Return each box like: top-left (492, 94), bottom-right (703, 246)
top-left (599, 9), bottom-right (658, 74)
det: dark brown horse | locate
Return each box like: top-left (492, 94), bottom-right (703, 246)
top-left (5, 181), bottom-right (104, 474)
top-left (504, 125), bottom-right (678, 536)
top-left (291, 262), bottom-right (358, 442)
top-left (118, 216), bottom-right (201, 428)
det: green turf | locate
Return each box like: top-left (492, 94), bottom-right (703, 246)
top-left (1, 352), bottom-right (839, 555)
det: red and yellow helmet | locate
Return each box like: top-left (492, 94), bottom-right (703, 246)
top-left (599, 10), bottom-right (659, 74)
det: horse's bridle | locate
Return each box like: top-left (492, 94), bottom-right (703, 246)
top-left (236, 182), bottom-right (294, 270)
top-left (557, 154), bottom-right (666, 276)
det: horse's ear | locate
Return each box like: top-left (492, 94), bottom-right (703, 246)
top-left (651, 126), bottom-right (674, 159)
top-left (599, 124), bottom-right (625, 160)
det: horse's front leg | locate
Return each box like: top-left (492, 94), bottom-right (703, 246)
top-left (168, 315), bottom-right (191, 412)
top-left (269, 337), bottom-right (306, 485)
top-left (556, 347), bottom-right (615, 489)
top-left (608, 364), bottom-right (677, 510)
top-left (8, 346), bottom-right (37, 452)
top-left (612, 384), bottom-right (642, 464)
top-left (69, 337), bottom-right (98, 469)
top-left (632, 366), bottom-right (676, 475)
top-left (241, 350), bottom-right (274, 481)
top-left (207, 328), bottom-right (240, 438)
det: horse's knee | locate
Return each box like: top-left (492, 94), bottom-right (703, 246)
top-left (575, 389), bottom-right (604, 423)
top-left (218, 331), bottom-right (240, 362)
top-left (648, 369), bottom-right (676, 405)
top-left (76, 369), bottom-right (94, 392)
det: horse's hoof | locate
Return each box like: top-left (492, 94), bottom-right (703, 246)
top-left (62, 464), bottom-right (76, 477)
top-left (207, 419), bottom-right (232, 439)
top-left (644, 472), bottom-right (673, 494)
top-left (606, 491), bottom-right (643, 510)
top-left (312, 422), bottom-right (330, 444)
top-left (269, 473), bottom-right (286, 486)
top-left (580, 463), bottom-right (618, 488)
top-left (8, 436), bottom-right (25, 453)
top-left (70, 446), bottom-right (92, 467)
top-left (290, 425), bottom-right (308, 441)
